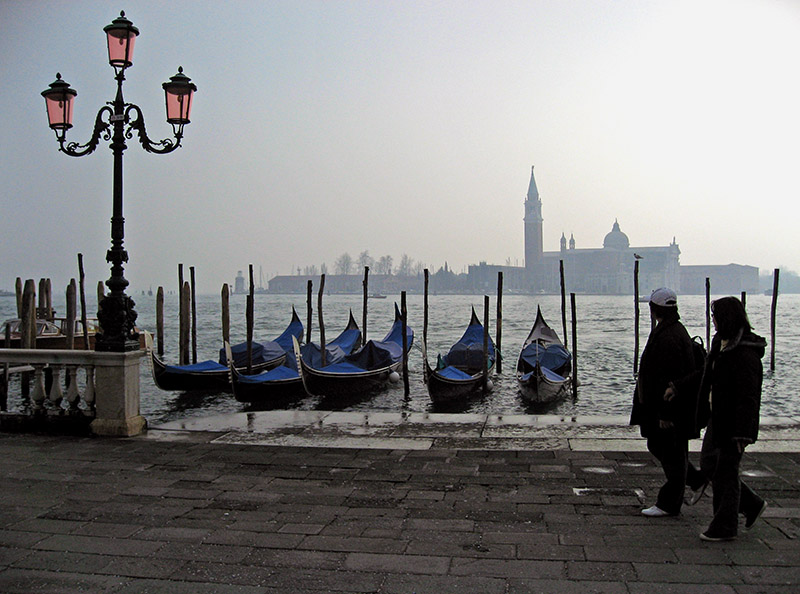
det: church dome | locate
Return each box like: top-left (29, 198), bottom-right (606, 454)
top-left (603, 220), bottom-right (629, 250)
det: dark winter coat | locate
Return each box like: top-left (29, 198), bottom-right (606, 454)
top-left (630, 317), bottom-right (697, 438)
top-left (693, 330), bottom-right (766, 446)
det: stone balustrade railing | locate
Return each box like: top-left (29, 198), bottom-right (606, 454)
top-left (0, 348), bottom-right (146, 436)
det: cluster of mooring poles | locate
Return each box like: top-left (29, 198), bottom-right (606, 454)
top-left (152, 258), bottom-right (784, 402)
top-left (152, 259), bottom-right (583, 400)
top-left (633, 264), bottom-right (781, 374)
top-left (1, 254), bottom-right (102, 409)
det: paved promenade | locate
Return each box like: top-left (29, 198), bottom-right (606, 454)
top-left (1, 412), bottom-right (799, 593)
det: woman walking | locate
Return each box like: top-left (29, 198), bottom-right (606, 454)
top-left (695, 296), bottom-right (768, 541)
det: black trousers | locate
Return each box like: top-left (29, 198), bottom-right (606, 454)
top-left (647, 429), bottom-right (705, 514)
top-left (700, 424), bottom-right (764, 537)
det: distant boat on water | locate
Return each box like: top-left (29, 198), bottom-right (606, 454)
top-left (0, 289), bottom-right (14, 297)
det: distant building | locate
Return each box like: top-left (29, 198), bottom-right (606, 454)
top-left (267, 166), bottom-right (761, 296)
top-left (234, 271), bottom-right (246, 295)
top-left (268, 273), bottom-right (427, 295)
top-left (680, 264), bottom-right (759, 295)
top-left (471, 166), bottom-right (758, 295)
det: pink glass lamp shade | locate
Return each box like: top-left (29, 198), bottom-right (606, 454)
top-left (104, 11), bottom-right (139, 70)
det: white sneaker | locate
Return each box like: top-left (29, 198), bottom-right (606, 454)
top-left (641, 505), bottom-right (672, 517)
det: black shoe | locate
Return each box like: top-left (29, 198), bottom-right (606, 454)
top-left (744, 501), bottom-right (767, 530)
top-left (700, 530), bottom-right (736, 542)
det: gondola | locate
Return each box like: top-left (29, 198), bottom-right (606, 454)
top-left (146, 308), bottom-right (302, 392)
top-left (295, 304), bottom-right (413, 398)
top-left (423, 307), bottom-right (495, 404)
top-left (230, 311), bottom-right (362, 403)
top-left (516, 306), bottom-right (572, 404)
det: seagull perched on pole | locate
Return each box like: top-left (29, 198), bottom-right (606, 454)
top-left (634, 253), bottom-right (643, 260)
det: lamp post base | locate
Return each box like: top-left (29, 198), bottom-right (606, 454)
top-left (90, 350), bottom-right (146, 437)
top-left (96, 292), bottom-right (140, 352)
top-left (91, 415), bottom-right (147, 437)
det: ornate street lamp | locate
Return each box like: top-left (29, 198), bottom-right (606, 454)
top-left (41, 11), bottom-right (196, 352)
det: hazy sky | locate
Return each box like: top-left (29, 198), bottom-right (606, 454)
top-left (2, 0), bottom-right (799, 295)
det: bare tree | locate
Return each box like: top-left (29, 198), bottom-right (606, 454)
top-left (397, 253), bottom-right (414, 276)
top-left (334, 253), bottom-right (353, 275)
top-left (376, 255), bottom-right (393, 275)
top-left (357, 250), bottom-right (373, 270)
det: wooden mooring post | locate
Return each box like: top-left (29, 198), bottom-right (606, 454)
top-left (15, 277), bottom-right (22, 318)
top-left (571, 292), bottom-right (578, 399)
top-left (306, 280), bottom-right (313, 345)
top-left (156, 287), bottom-right (165, 356)
top-left (177, 263), bottom-right (184, 360)
top-left (20, 279), bottom-right (36, 398)
top-left (318, 274), bottom-right (327, 367)
top-left (221, 283), bottom-right (230, 346)
top-left (21, 280), bottom-right (36, 350)
top-left (770, 268), bottom-right (779, 372)
top-left (560, 260), bottom-right (568, 350)
top-left (423, 269), bottom-right (429, 349)
top-left (190, 266), bottom-right (198, 364)
top-left (180, 281), bottom-right (190, 366)
top-left (482, 295), bottom-right (490, 391)
top-left (401, 291), bottom-right (409, 397)
top-left (246, 265), bottom-right (255, 374)
top-left (362, 266), bottom-right (369, 344)
top-left (705, 278), bottom-right (711, 349)
top-left (38, 278), bottom-right (51, 320)
top-left (633, 259), bottom-right (640, 375)
top-left (496, 272), bottom-right (503, 374)
top-left (77, 254), bottom-right (90, 350)
top-left (66, 280), bottom-right (76, 350)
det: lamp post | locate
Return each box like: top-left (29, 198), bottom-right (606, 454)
top-left (41, 11), bottom-right (197, 352)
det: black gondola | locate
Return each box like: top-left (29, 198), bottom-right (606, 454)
top-left (516, 306), bottom-right (571, 404)
top-left (146, 308), bottom-right (301, 392)
top-left (295, 304), bottom-right (413, 398)
top-left (230, 311), bottom-right (361, 403)
top-left (423, 307), bottom-right (495, 404)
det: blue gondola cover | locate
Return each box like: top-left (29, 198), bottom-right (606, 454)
top-left (436, 365), bottom-right (473, 380)
top-left (220, 340), bottom-right (286, 367)
top-left (165, 360), bottom-right (228, 374)
top-left (520, 343), bottom-right (570, 372)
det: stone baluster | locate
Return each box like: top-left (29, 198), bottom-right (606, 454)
top-left (48, 365), bottom-right (64, 407)
top-left (83, 366), bottom-right (96, 411)
top-left (31, 364), bottom-right (47, 412)
top-left (65, 365), bottom-right (81, 412)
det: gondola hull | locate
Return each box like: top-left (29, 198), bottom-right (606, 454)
top-left (232, 369), bottom-right (307, 402)
top-left (146, 309), bottom-right (300, 393)
top-left (299, 359), bottom-right (401, 398)
top-left (150, 346), bottom-right (286, 393)
top-left (516, 306), bottom-right (572, 405)
top-left (518, 365), bottom-right (569, 404)
top-left (424, 357), bottom-right (494, 404)
top-left (294, 305), bottom-right (412, 399)
top-left (231, 312), bottom-right (361, 404)
top-left (424, 308), bottom-right (495, 404)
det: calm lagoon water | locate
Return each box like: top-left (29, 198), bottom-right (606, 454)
top-left (3, 292), bottom-right (798, 425)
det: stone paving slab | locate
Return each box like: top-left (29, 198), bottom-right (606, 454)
top-left (155, 412), bottom-right (800, 452)
top-left (0, 428), bottom-right (798, 593)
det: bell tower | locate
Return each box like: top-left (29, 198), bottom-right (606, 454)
top-left (524, 166), bottom-right (543, 270)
